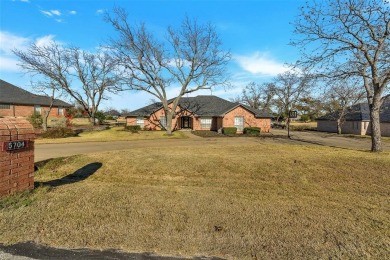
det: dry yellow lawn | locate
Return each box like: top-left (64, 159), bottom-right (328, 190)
top-left (1, 140), bottom-right (389, 259)
top-left (36, 127), bottom-right (187, 144)
top-left (290, 121), bottom-right (318, 128)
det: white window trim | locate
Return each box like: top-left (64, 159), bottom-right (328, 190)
top-left (34, 105), bottom-right (41, 114)
top-left (136, 117), bottom-right (144, 128)
top-left (200, 117), bottom-right (212, 129)
top-left (234, 116), bottom-right (244, 131)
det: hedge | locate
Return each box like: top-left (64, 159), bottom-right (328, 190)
top-left (125, 125), bottom-right (141, 133)
top-left (40, 127), bottom-right (78, 138)
top-left (222, 127), bottom-right (237, 135)
top-left (243, 127), bottom-right (261, 136)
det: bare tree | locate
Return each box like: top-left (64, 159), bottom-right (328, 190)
top-left (105, 8), bottom-right (230, 135)
top-left (233, 82), bottom-right (274, 111)
top-left (272, 71), bottom-right (311, 123)
top-left (13, 42), bottom-right (122, 126)
top-left (31, 80), bottom-right (64, 131)
top-left (324, 80), bottom-right (366, 134)
top-left (292, 0), bottom-right (390, 152)
top-left (69, 48), bottom-right (122, 124)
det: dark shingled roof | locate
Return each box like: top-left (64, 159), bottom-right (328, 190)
top-left (126, 95), bottom-right (272, 118)
top-left (0, 79), bottom-right (73, 107)
top-left (318, 97), bottom-right (390, 123)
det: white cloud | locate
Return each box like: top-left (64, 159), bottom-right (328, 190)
top-left (69, 10), bottom-right (77, 15)
top-left (40, 9), bottom-right (61, 17)
top-left (0, 32), bottom-right (30, 72)
top-left (0, 56), bottom-right (20, 72)
top-left (50, 10), bottom-right (61, 16)
top-left (96, 9), bottom-right (104, 14)
top-left (35, 35), bottom-right (56, 47)
top-left (234, 52), bottom-right (290, 76)
top-left (0, 31), bottom-right (29, 55)
top-left (0, 31), bottom-right (58, 73)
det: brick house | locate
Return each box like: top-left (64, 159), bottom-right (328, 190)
top-left (126, 95), bottom-right (272, 133)
top-left (317, 98), bottom-right (390, 136)
top-left (0, 79), bottom-right (73, 118)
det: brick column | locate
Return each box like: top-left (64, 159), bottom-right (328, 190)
top-left (0, 118), bottom-right (35, 197)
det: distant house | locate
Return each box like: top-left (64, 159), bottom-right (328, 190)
top-left (317, 98), bottom-right (390, 136)
top-left (125, 95), bottom-right (272, 133)
top-left (0, 79), bottom-right (73, 118)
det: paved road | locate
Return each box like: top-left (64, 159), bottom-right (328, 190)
top-left (35, 138), bottom-right (212, 162)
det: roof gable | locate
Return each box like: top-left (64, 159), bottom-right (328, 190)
top-left (0, 79), bottom-right (73, 107)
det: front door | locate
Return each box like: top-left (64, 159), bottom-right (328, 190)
top-left (181, 117), bottom-right (192, 129)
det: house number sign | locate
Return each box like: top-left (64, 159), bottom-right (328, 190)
top-left (2, 140), bottom-right (29, 152)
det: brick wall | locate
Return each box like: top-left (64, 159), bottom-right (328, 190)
top-left (0, 104), bottom-right (65, 118)
top-left (126, 105), bottom-right (272, 133)
top-left (0, 118), bottom-right (35, 197)
top-left (223, 106), bottom-right (271, 133)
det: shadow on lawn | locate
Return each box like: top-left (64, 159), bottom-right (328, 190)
top-left (35, 162), bottom-right (102, 188)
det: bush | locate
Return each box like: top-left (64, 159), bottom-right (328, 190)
top-left (40, 127), bottom-right (78, 138)
top-left (50, 117), bottom-right (69, 128)
top-left (244, 127), bottom-right (261, 136)
top-left (27, 112), bottom-right (43, 129)
top-left (125, 125), bottom-right (141, 133)
top-left (94, 111), bottom-right (106, 125)
top-left (222, 127), bottom-right (237, 135)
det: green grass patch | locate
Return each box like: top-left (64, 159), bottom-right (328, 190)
top-left (0, 186), bottom-right (49, 210)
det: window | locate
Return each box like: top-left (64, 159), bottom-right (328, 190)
top-left (0, 103), bottom-right (10, 109)
top-left (234, 116), bottom-right (244, 131)
top-left (136, 117), bottom-right (144, 128)
top-left (34, 105), bottom-right (41, 114)
top-left (160, 116), bottom-right (167, 129)
top-left (58, 107), bottom-right (64, 116)
top-left (200, 118), bottom-right (212, 129)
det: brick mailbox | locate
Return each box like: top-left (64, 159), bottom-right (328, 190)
top-left (0, 118), bottom-right (35, 197)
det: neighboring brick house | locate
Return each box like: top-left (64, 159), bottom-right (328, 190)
top-left (126, 95), bottom-right (272, 133)
top-left (317, 98), bottom-right (390, 136)
top-left (0, 79), bottom-right (73, 118)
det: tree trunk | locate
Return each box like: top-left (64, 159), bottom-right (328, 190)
top-left (369, 100), bottom-right (382, 152)
top-left (336, 119), bottom-right (342, 135)
top-left (89, 112), bottom-right (96, 126)
top-left (165, 112), bottom-right (173, 135)
top-left (43, 110), bottom-right (49, 132)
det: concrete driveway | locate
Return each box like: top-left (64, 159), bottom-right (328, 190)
top-left (34, 130), bottom-right (389, 162)
top-left (271, 129), bottom-right (390, 151)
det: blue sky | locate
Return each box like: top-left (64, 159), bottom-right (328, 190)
top-left (0, 0), bottom-right (304, 111)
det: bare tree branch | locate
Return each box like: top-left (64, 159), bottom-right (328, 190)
top-left (105, 8), bottom-right (231, 134)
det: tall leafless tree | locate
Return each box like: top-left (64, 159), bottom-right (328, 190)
top-left (292, 0), bottom-right (390, 152)
top-left (105, 7), bottom-right (231, 135)
top-left (13, 42), bottom-right (122, 126)
top-left (233, 82), bottom-right (275, 111)
top-left (324, 80), bottom-right (366, 134)
top-left (31, 80), bottom-right (64, 131)
top-left (272, 71), bottom-right (311, 123)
